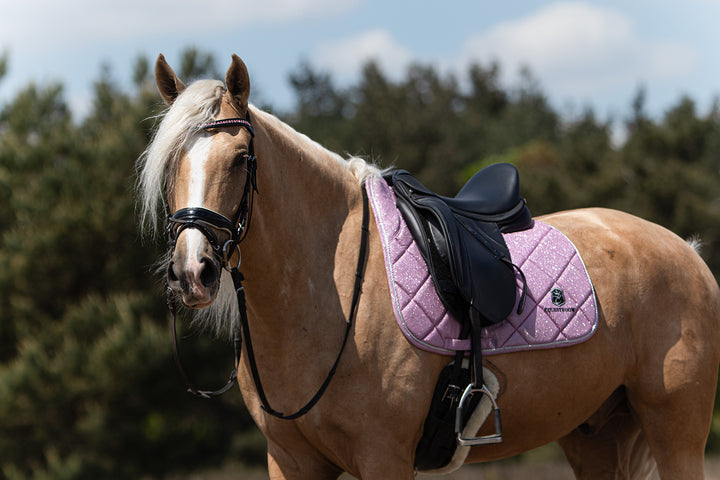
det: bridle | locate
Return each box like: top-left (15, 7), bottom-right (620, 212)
top-left (166, 116), bottom-right (258, 268)
top-left (165, 113), bottom-right (370, 420)
top-left (165, 115), bottom-right (257, 399)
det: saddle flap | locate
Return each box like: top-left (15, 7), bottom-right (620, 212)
top-left (453, 216), bottom-right (516, 323)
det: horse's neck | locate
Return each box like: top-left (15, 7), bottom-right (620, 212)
top-left (240, 109), bottom-right (363, 339)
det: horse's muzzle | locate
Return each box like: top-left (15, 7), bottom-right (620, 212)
top-left (167, 253), bottom-right (221, 308)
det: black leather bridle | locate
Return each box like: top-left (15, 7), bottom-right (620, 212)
top-left (165, 115), bottom-right (257, 399)
top-left (165, 113), bottom-right (370, 421)
top-left (166, 116), bottom-right (258, 267)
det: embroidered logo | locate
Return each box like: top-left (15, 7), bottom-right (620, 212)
top-left (544, 287), bottom-right (576, 313)
top-left (551, 287), bottom-right (565, 306)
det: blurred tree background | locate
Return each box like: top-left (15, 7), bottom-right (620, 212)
top-left (0, 47), bottom-right (719, 478)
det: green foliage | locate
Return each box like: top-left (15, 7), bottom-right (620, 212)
top-left (0, 50), bottom-right (253, 479)
top-left (287, 60), bottom-right (559, 195)
top-left (0, 294), bottom-right (252, 479)
top-left (178, 47), bottom-right (221, 83)
top-left (1, 48), bottom-right (720, 478)
top-left (0, 51), bottom-right (7, 83)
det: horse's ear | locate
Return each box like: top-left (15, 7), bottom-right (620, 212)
top-left (154, 54), bottom-right (187, 106)
top-left (225, 54), bottom-right (250, 110)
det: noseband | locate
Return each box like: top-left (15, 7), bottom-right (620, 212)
top-left (166, 116), bottom-right (258, 267)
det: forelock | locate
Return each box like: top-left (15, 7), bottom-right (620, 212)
top-left (137, 80), bottom-right (226, 235)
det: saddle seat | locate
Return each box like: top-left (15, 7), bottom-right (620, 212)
top-left (394, 163), bottom-right (531, 232)
top-left (447, 163), bottom-right (528, 223)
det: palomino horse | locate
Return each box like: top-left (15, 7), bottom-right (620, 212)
top-left (137, 54), bottom-right (720, 479)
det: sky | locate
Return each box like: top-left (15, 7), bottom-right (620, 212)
top-left (1, 0), bottom-right (718, 125)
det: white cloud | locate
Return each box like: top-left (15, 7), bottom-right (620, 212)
top-left (0, 0), bottom-right (362, 52)
top-left (460, 1), bottom-right (698, 98)
top-left (311, 29), bottom-right (413, 82)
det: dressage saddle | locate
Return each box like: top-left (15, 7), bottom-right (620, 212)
top-left (386, 163), bottom-right (532, 465)
top-left (385, 162), bottom-right (532, 327)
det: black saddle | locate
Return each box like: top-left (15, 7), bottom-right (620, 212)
top-left (385, 163), bottom-right (532, 326)
top-left (388, 163), bottom-right (533, 465)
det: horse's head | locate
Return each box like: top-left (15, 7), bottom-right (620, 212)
top-left (152, 54), bottom-right (256, 308)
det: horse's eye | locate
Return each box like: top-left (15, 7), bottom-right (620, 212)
top-left (232, 153), bottom-right (249, 168)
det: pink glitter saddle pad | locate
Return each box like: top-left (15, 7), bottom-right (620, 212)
top-left (366, 175), bottom-right (598, 356)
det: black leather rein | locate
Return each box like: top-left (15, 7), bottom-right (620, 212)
top-left (166, 115), bottom-right (370, 420)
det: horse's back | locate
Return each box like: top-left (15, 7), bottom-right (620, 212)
top-left (541, 207), bottom-right (720, 348)
top-left (541, 207), bottom-right (720, 317)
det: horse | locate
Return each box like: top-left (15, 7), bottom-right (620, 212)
top-left (137, 54), bottom-right (720, 479)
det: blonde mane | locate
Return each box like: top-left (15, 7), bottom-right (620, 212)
top-left (137, 79), bottom-right (226, 235)
top-left (137, 80), bottom-right (380, 237)
top-left (136, 79), bottom-right (381, 337)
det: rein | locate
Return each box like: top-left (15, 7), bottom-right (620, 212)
top-left (166, 114), bottom-right (370, 420)
top-left (235, 189), bottom-right (369, 419)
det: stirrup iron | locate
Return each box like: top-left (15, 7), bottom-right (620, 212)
top-left (455, 383), bottom-right (503, 446)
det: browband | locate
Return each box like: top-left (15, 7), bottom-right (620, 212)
top-left (198, 118), bottom-right (255, 137)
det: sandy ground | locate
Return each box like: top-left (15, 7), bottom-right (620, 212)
top-left (171, 457), bottom-right (720, 479)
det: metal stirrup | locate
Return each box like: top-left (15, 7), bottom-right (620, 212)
top-left (455, 383), bottom-right (503, 446)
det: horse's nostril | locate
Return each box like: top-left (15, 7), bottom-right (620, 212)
top-left (199, 258), bottom-right (219, 288)
top-left (167, 261), bottom-right (180, 284)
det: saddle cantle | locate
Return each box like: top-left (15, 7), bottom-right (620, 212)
top-left (384, 163), bottom-right (533, 326)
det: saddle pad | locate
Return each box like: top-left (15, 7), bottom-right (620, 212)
top-left (366, 175), bottom-right (598, 356)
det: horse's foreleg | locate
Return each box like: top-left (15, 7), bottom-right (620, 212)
top-left (353, 450), bottom-right (417, 480)
top-left (266, 444), bottom-right (342, 480)
top-left (265, 440), bottom-right (416, 480)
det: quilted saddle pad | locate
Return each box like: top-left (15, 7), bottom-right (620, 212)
top-left (366, 174), bottom-right (598, 356)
